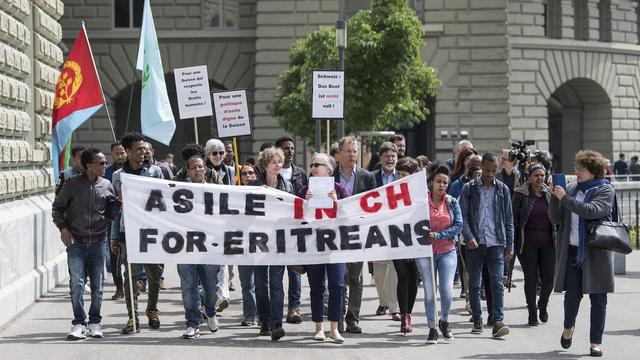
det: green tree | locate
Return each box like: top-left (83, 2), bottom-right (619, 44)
top-left (272, 0), bottom-right (440, 140)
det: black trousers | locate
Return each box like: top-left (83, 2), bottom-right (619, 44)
top-left (564, 246), bottom-right (607, 344)
top-left (393, 259), bottom-right (418, 314)
top-left (517, 242), bottom-right (555, 311)
top-left (110, 248), bottom-right (123, 288)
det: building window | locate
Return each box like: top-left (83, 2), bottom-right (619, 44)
top-left (114, 0), bottom-right (144, 28)
top-left (599, 0), bottom-right (612, 42)
top-left (203, 0), bottom-right (239, 28)
top-left (574, 0), bottom-right (589, 40)
top-left (636, 2), bottom-right (640, 44)
top-left (546, 0), bottom-right (562, 39)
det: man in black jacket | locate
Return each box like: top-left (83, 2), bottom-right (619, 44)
top-left (275, 136), bottom-right (308, 324)
top-left (52, 148), bottom-right (119, 341)
top-left (334, 136), bottom-right (377, 333)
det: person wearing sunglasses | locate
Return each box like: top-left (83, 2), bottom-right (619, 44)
top-left (52, 148), bottom-right (120, 341)
top-left (204, 138), bottom-right (235, 314)
top-left (296, 153), bottom-right (349, 343)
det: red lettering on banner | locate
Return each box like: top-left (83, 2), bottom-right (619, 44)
top-left (360, 191), bottom-right (382, 213)
top-left (315, 201), bottom-right (337, 219)
top-left (386, 182), bottom-right (412, 209)
top-left (294, 197), bottom-right (304, 219)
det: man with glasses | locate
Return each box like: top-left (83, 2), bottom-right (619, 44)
top-left (370, 142), bottom-right (401, 321)
top-left (52, 148), bottom-right (119, 340)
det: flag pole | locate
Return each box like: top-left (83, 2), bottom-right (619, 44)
top-left (82, 21), bottom-right (117, 142)
top-left (232, 137), bottom-right (241, 185)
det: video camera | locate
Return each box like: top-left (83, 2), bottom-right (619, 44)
top-left (509, 140), bottom-right (535, 166)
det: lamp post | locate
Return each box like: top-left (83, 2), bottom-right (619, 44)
top-left (336, 18), bottom-right (347, 139)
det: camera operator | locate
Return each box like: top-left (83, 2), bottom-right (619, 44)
top-left (497, 149), bottom-right (521, 195)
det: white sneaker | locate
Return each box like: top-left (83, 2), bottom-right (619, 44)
top-left (207, 315), bottom-right (219, 332)
top-left (182, 326), bottom-right (200, 339)
top-left (67, 324), bottom-right (86, 340)
top-left (216, 298), bottom-right (229, 312)
top-left (313, 330), bottom-right (326, 341)
top-left (87, 323), bottom-right (103, 338)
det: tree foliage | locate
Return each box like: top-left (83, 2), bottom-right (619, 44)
top-left (272, 0), bottom-right (440, 140)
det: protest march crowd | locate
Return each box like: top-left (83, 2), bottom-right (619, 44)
top-left (52, 131), bottom-right (622, 357)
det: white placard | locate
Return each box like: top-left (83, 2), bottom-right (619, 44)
top-left (312, 70), bottom-right (344, 119)
top-left (308, 176), bottom-right (335, 209)
top-left (212, 89), bottom-right (252, 137)
top-left (173, 65), bottom-right (213, 119)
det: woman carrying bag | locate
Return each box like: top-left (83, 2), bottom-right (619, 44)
top-left (549, 150), bottom-right (616, 357)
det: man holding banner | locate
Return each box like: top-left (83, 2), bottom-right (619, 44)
top-left (111, 132), bottom-right (165, 334)
top-left (333, 136), bottom-right (377, 334)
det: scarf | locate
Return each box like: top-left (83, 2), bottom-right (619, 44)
top-left (575, 178), bottom-right (609, 268)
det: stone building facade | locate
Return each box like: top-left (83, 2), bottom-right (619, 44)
top-left (0, 0), bottom-right (66, 327)
top-left (3, 0), bottom-right (640, 326)
top-left (425, 0), bottom-right (640, 171)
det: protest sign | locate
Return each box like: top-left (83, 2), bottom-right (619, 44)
top-left (121, 172), bottom-right (431, 265)
top-left (174, 65), bottom-right (213, 119)
top-left (212, 89), bottom-right (251, 138)
top-left (312, 70), bottom-right (344, 119)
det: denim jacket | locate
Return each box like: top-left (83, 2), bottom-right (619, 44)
top-left (431, 194), bottom-right (463, 241)
top-left (459, 177), bottom-right (514, 251)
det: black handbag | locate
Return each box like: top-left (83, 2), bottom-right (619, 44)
top-left (587, 221), bottom-right (633, 254)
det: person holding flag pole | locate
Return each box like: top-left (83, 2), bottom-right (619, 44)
top-left (51, 22), bottom-right (117, 340)
top-left (111, 0), bottom-right (175, 334)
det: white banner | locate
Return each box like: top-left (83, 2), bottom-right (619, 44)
top-left (121, 172), bottom-right (431, 265)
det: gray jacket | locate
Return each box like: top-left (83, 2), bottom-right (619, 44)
top-left (459, 177), bottom-right (514, 251)
top-left (52, 174), bottom-right (119, 243)
top-left (549, 182), bottom-right (616, 294)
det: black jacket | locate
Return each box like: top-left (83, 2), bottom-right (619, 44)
top-left (52, 174), bottom-right (120, 243)
top-left (333, 166), bottom-right (377, 196)
top-left (286, 163), bottom-right (308, 196)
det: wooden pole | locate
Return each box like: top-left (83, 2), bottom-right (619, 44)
top-left (193, 118), bottom-right (199, 144)
top-left (232, 137), bottom-right (241, 185)
top-left (326, 120), bottom-right (330, 154)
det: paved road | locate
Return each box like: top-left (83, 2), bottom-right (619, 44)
top-left (1, 253), bottom-right (640, 359)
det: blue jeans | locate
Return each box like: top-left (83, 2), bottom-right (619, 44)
top-left (67, 241), bottom-right (106, 325)
top-left (238, 265), bottom-right (257, 322)
top-left (255, 265), bottom-right (285, 329)
top-left (416, 249), bottom-right (458, 328)
top-left (306, 263), bottom-right (345, 322)
top-left (466, 245), bottom-right (505, 323)
top-left (177, 264), bottom-right (220, 328)
top-left (564, 246), bottom-right (607, 344)
top-left (287, 266), bottom-right (301, 310)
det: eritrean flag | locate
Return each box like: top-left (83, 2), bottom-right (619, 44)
top-left (52, 24), bottom-right (104, 179)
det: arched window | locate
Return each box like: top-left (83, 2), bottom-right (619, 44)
top-left (599, 0), bottom-right (612, 42)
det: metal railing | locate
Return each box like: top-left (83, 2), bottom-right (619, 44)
top-left (611, 181), bottom-right (640, 249)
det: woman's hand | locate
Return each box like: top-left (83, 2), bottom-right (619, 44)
top-left (428, 232), bottom-right (437, 242)
top-left (551, 185), bottom-right (566, 200)
top-left (305, 190), bottom-right (313, 200)
top-left (328, 189), bottom-right (337, 201)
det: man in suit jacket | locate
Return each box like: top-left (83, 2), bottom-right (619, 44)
top-left (370, 142), bottom-right (401, 320)
top-left (333, 136), bottom-right (377, 333)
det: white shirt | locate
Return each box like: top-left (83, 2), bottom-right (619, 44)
top-left (569, 191), bottom-right (585, 246)
top-left (279, 166), bottom-right (293, 181)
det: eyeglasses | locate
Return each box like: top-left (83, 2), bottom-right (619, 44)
top-left (310, 163), bottom-right (326, 168)
top-left (240, 171), bottom-right (255, 176)
top-left (92, 161), bottom-right (108, 166)
top-left (209, 151), bottom-right (225, 156)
